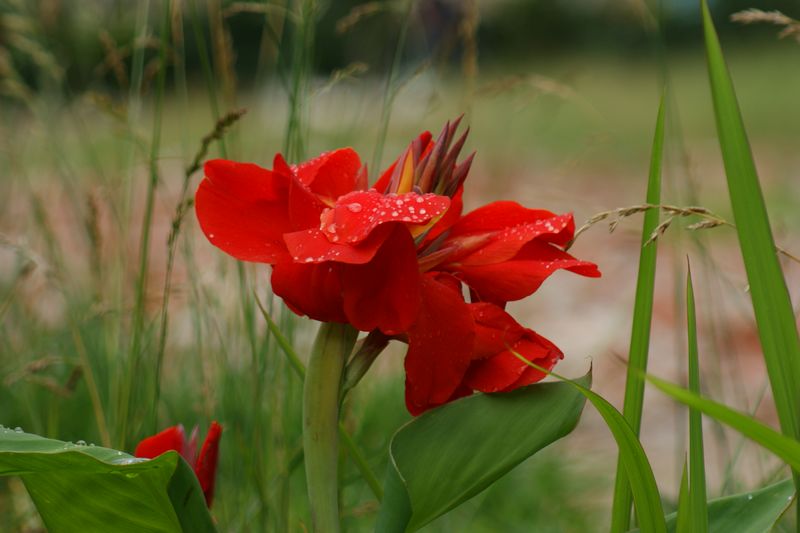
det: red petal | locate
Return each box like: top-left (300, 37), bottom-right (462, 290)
top-left (288, 178), bottom-right (328, 230)
top-left (446, 203), bottom-right (576, 266)
top-left (340, 225), bottom-right (421, 334)
top-left (454, 240), bottom-right (601, 304)
top-left (195, 159), bottom-right (292, 264)
top-left (318, 190), bottom-right (450, 245)
top-left (404, 274), bottom-right (475, 415)
top-left (134, 425), bottom-right (189, 462)
top-left (465, 324), bottom-right (563, 393)
top-left (468, 302), bottom-right (526, 359)
top-left (447, 201), bottom-right (568, 242)
top-left (283, 224), bottom-right (393, 265)
top-left (271, 261), bottom-right (347, 323)
top-left (195, 421), bottom-right (222, 508)
top-left (292, 148), bottom-right (361, 201)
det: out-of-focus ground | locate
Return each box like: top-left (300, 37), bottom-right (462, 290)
top-left (2, 2), bottom-right (800, 530)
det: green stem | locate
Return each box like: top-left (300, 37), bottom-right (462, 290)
top-left (303, 322), bottom-right (357, 532)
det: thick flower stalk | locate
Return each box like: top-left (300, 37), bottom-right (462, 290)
top-left (196, 119), bottom-right (600, 414)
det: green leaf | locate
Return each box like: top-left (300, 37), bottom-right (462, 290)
top-left (376, 375), bottom-right (589, 532)
top-left (675, 460), bottom-right (691, 533)
top-left (610, 93), bottom-right (665, 532)
top-left (0, 427), bottom-right (215, 533)
top-left (647, 377), bottom-right (800, 472)
top-left (630, 478), bottom-right (795, 533)
top-left (561, 372), bottom-right (668, 533)
top-left (686, 266), bottom-right (708, 533)
top-left (701, 0), bottom-right (800, 443)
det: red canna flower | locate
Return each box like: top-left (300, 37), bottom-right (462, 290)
top-left (135, 422), bottom-right (222, 507)
top-left (196, 120), bottom-right (600, 415)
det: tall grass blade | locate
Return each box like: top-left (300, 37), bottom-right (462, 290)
top-left (701, 0), bottom-right (800, 516)
top-left (675, 460), bottom-right (691, 533)
top-left (119, 0), bottom-right (171, 448)
top-left (686, 264), bottom-right (708, 533)
top-left (648, 376), bottom-right (800, 471)
top-left (610, 94), bottom-right (666, 532)
top-left (700, 0), bottom-right (800, 441)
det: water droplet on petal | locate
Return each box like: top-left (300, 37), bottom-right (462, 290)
top-left (347, 203), bottom-right (362, 213)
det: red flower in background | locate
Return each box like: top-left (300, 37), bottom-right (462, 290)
top-left (135, 422), bottom-right (222, 507)
top-left (196, 120), bottom-right (600, 415)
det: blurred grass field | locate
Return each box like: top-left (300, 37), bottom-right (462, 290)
top-left (2, 0), bottom-right (800, 531)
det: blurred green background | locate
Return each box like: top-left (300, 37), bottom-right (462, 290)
top-left (2, 0), bottom-right (799, 531)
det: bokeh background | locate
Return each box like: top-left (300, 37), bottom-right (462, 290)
top-left (2, 0), bottom-right (800, 531)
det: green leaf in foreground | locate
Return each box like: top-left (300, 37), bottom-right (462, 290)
top-left (0, 427), bottom-right (215, 533)
top-left (631, 478), bottom-right (795, 533)
top-left (611, 93), bottom-right (665, 533)
top-left (376, 374), bottom-right (589, 532)
top-left (701, 0), bottom-right (800, 444)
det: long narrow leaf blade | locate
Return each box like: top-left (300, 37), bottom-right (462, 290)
top-left (701, 0), bottom-right (800, 442)
top-left (565, 377), bottom-right (667, 533)
top-left (686, 266), bottom-right (708, 533)
top-left (675, 460), bottom-right (691, 533)
top-left (509, 363), bottom-right (667, 533)
top-left (611, 93), bottom-right (666, 532)
top-left (648, 376), bottom-right (800, 471)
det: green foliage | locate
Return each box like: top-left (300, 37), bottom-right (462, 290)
top-left (701, 0), bottom-right (800, 443)
top-left (631, 478), bottom-right (795, 533)
top-left (686, 267), bottom-right (708, 533)
top-left (555, 371), bottom-right (667, 533)
top-left (377, 375), bottom-right (589, 532)
top-left (648, 377), bottom-right (800, 472)
top-left (0, 427), bottom-right (215, 533)
top-left (610, 94), bottom-right (665, 533)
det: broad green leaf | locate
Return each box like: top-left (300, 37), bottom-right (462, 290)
top-left (631, 478), bottom-right (795, 533)
top-left (686, 267), bottom-right (708, 533)
top-left (0, 427), bottom-right (215, 533)
top-left (610, 94), bottom-right (665, 532)
top-left (648, 377), bottom-right (800, 471)
top-left (702, 0), bottom-right (800, 444)
top-left (376, 375), bottom-right (589, 532)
